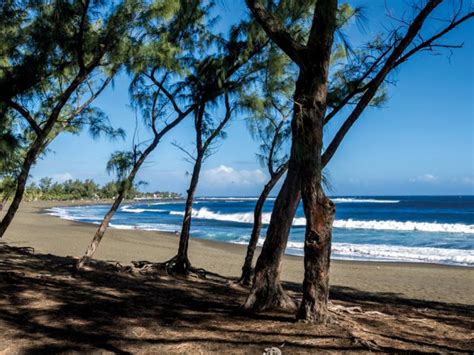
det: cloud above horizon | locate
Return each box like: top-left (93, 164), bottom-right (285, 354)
top-left (50, 172), bottom-right (74, 183)
top-left (409, 174), bottom-right (438, 184)
top-left (202, 165), bottom-right (266, 186)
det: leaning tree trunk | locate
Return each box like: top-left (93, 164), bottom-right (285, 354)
top-left (76, 188), bottom-right (128, 269)
top-left (0, 137), bottom-right (44, 238)
top-left (239, 167), bottom-right (286, 286)
top-left (76, 132), bottom-right (167, 268)
top-left (242, 164), bottom-right (300, 312)
top-left (169, 152), bottom-right (204, 275)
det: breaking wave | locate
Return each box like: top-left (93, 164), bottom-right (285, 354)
top-left (169, 208), bottom-right (474, 234)
top-left (332, 198), bottom-right (400, 203)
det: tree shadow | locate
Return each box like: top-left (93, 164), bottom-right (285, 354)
top-left (0, 243), bottom-right (472, 353)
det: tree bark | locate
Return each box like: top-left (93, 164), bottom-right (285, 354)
top-left (296, 187), bottom-right (335, 323)
top-left (239, 167), bottom-right (286, 286)
top-left (170, 151), bottom-right (204, 275)
top-left (242, 164), bottom-right (300, 312)
top-left (0, 137), bottom-right (44, 238)
top-left (76, 191), bottom-right (126, 269)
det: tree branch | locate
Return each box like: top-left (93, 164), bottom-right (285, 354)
top-left (324, 43), bottom-right (394, 125)
top-left (66, 72), bottom-right (115, 121)
top-left (322, 0), bottom-right (444, 167)
top-left (245, 0), bottom-right (306, 65)
top-left (76, 0), bottom-right (90, 72)
top-left (6, 100), bottom-right (42, 136)
top-left (147, 68), bottom-right (183, 115)
top-left (202, 92), bottom-right (233, 153)
top-left (394, 11), bottom-right (474, 67)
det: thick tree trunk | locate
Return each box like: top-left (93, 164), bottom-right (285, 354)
top-left (242, 165), bottom-right (300, 312)
top-left (239, 168), bottom-right (285, 286)
top-left (76, 191), bottom-right (126, 269)
top-left (170, 152), bottom-right (204, 275)
top-left (296, 187), bottom-right (335, 323)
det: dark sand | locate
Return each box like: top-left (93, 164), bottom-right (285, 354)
top-left (3, 201), bottom-right (473, 305)
top-left (1, 201), bottom-right (473, 353)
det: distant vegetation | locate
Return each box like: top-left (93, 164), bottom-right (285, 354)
top-left (20, 178), bottom-right (181, 202)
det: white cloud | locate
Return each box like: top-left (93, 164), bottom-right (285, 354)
top-left (409, 174), bottom-right (438, 183)
top-left (202, 165), bottom-right (267, 187)
top-left (461, 177), bottom-right (474, 186)
top-left (51, 172), bottom-right (74, 183)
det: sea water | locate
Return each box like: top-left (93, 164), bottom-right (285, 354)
top-left (46, 196), bottom-right (474, 266)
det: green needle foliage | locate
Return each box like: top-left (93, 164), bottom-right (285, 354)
top-left (0, 0), bottom-right (143, 236)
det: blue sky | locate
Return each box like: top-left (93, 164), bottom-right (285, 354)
top-left (31, 1), bottom-right (474, 196)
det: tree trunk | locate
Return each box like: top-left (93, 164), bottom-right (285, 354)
top-left (76, 191), bottom-right (126, 269)
top-left (296, 187), bottom-right (335, 324)
top-left (242, 165), bottom-right (300, 312)
top-left (170, 152), bottom-right (204, 275)
top-left (0, 138), bottom-right (43, 238)
top-left (75, 106), bottom-right (194, 268)
top-left (239, 168), bottom-right (285, 286)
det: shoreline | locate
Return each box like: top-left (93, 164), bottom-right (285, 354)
top-left (42, 199), bottom-right (473, 269)
top-left (2, 200), bottom-right (473, 305)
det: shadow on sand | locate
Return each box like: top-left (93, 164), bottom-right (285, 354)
top-left (0, 243), bottom-right (472, 353)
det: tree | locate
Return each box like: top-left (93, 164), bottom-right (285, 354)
top-left (237, 44), bottom-right (293, 285)
top-left (162, 9), bottom-right (284, 275)
top-left (167, 93), bottom-right (234, 274)
top-left (0, 0), bottom-right (138, 238)
top-left (76, 0), bottom-right (207, 269)
top-left (78, 2), bottom-right (270, 270)
top-left (243, 0), bottom-right (473, 323)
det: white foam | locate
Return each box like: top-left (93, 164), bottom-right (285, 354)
top-left (109, 222), bottom-right (178, 232)
top-left (333, 219), bottom-right (474, 234)
top-left (168, 207), bottom-right (474, 234)
top-left (332, 198), bottom-right (400, 203)
top-left (46, 207), bottom-right (102, 222)
top-left (120, 206), bottom-right (167, 213)
top-left (197, 197), bottom-right (276, 201)
top-left (330, 243), bottom-right (474, 266)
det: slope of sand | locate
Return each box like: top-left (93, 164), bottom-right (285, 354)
top-left (2, 201), bottom-right (473, 305)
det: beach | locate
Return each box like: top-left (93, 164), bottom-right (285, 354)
top-left (1, 200), bottom-right (473, 353)
top-left (3, 201), bottom-right (473, 305)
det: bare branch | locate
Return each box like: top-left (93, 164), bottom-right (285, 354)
top-left (202, 91), bottom-right (233, 152)
top-left (66, 72), bottom-right (115, 121)
top-left (147, 68), bottom-right (183, 115)
top-left (171, 141), bottom-right (196, 164)
top-left (322, 0), bottom-right (445, 167)
top-left (394, 11), bottom-right (473, 67)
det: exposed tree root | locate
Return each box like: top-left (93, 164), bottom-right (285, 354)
top-left (113, 258), bottom-right (226, 282)
top-left (242, 281), bottom-right (298, 313)
top-left (233, 268), bottom-right (254, 288)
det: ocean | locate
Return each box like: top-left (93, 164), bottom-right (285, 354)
top-left (46, 195), bottom-right (474, 266)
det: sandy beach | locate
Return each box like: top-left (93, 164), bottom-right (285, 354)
top-left (1, 200), bottom-right (473, 353)
top-left (3, 201), bottom-right (473, 305)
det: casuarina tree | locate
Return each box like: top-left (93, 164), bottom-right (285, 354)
top-left (243, 0), bottom-right (473, 323)
top-left (0, 0), bottom-right (141, 238)
top-left (237, 44), bottom-right (294, 285)
top-left (160, 16), bottom-right (271, 275)
top-left (76, 0), bottom-right (209, 268)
